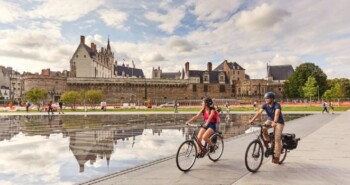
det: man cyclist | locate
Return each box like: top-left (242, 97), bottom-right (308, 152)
top-left (248, 92), bottom-right (284, 164)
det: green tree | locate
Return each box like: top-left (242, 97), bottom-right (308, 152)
top-left (326, 78), bottom-right (349, 98)
top-left (302, 76), bottom-right (318, 102)
top-left (24, 88), bottom-right (48, 109)
top-left (322, 83), bottom-right (343, 101)
top-left (60, 91), bottom-right (80, 110)
top-left (284, 63), bottom-right (327, 98)
top-left (85, 90), bottom-right (103, 109)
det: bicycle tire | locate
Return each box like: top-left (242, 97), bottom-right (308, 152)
top-left (176, 140), bottom-right (197, 172)
top-left (208, 134), bottom-right (224, 161)
top-left (279, 148), bottom-right (287, 164)
top-left (245, 139), bottom-right (264, 173)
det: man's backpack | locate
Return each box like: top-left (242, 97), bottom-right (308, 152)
top-left (282, 133), bottom-right (300, 150)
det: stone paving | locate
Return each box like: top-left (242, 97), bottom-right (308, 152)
top-left (75, 111), bottom-right (349, 185)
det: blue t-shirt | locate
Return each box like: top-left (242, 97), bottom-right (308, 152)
top-left (261, 102), bottom-right (284, 124)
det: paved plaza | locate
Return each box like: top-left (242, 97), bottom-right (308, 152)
top-left (68, 110), bottom-right (350, 185)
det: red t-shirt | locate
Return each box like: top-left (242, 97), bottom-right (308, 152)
top-left (203, 110), bottom-right (217, 123)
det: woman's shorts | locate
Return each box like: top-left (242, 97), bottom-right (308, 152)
top-left (203, 122), bottom-right (217, 132)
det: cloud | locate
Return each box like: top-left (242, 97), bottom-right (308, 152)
top-left (141, 52), bottom-right (165, 63)
top-left (167, 37), bottom-right (197, 53)
top-left (191, 0), bottom-right (241, 22)
top-left (145, 7), bottom-right (185, 33)
top-left (236, 3), bottom-right (290, 32)
top-left (27, 0), bottom-right (103, 22)
top-left (0, 0), bottom-right (23, 23)
top-left (97, 8), bottom-right (129, 30)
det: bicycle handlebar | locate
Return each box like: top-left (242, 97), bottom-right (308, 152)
top-left (248, 123), bottom-right (272, 128)
top-left (185, 122), bottom-right (204, 128)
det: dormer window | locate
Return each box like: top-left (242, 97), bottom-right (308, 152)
top-left (219, 74), bottom-right (225, 84)
top-left (203, 73), bottom-right (209, 83)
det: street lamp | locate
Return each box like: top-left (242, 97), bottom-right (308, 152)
top-left (317, 85), bottom-right (320, 102)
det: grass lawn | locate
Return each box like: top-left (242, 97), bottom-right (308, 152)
top-left (3, 106), bottom-right (348, 113)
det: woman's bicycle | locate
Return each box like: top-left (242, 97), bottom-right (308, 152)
top-left (244, 123), bottom-right (300, 173)
top-left (176, 123), bottom-right (224, 172)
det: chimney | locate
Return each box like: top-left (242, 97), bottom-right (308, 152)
top-left (91, 43), bottom-right (96, 52)
top-left (223, 60), bottom-right (229, 71)
top-left (80, 35), bottom-right (85, 44)
top-left (185, 62), bottom-right (189, 72)
top-left (207, 62), bottom-right (212, 72)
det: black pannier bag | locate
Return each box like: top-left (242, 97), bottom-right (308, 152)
top-left (282, 133), bottom-right (300, 150)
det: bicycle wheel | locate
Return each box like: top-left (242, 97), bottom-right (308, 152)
top-left (208, 134), bottom-right (224, 161)
top-left (279, 147), bottom-right (287, 164)
top-left (245, 139), bottom-right (264, 173)
top-left (176, 140), bottom-right (197, 172)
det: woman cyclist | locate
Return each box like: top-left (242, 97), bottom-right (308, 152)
top-left (186, 97), bottom-right (219, 154)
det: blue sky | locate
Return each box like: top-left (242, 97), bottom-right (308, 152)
top-left (0, 0), bottom-right (349, 79)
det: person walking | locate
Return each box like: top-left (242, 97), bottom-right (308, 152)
top-left (48, 101), bottom-right (54, 115)
top-left (58, 100), bottom-right (64, 114)
top-left (322, 101), bottom-right (328, 113)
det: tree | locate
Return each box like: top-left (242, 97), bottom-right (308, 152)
top-left (284, 63), bottom-right (327, 98)
top-left (60, 91), bottom-right (80, 110)
top-left (85, 90), bottom-right (103, 109)
top-left (326, 78), bottom-right (349, 98)
top-left (322, 83), bottom-right (344, 101)
top-left (24, 88), bottom-right (48, 109)
top-left (302, 76), bottom-right (317, 102)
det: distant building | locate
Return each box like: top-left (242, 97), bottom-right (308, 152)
top-left (70, 35), bottom-right (115, 78)
top-left (152, 66), bottom-right (180, 79)
top-left (115, 61), bottom-right (144, 78)
top-left (0, 66), bottom-right (21, 100)
top-left (266, 64), bottom-right (294, 97)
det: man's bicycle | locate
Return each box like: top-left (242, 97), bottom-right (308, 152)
top-left (244, 123), bottom-right (300, 173)
top-left (176, 123), bottom-right (224, 172)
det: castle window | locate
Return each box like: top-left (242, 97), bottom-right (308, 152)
top-left (220, 85), bottom-right (225, 92)
top-left (204, 85), bottom-right (208, 92)
top-left (76, 55), bottom-right (78, 58)
top-left (203, 74), bottom-right (209, 83)
top-left (192, 84), bottom-right (197, 92)
top-left (84, 55), bottom-right (86, 58)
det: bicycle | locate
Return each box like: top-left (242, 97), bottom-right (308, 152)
top-left (176, 123), bottom-right (224, 172)
top-left (244, 123), bottom-right (299, 173)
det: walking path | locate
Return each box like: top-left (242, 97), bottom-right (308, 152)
top-left (78, 111), bottom-right (349, 185)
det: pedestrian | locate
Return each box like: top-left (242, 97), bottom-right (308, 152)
top-left (253, 101), bottom-right (257, 111)
top-left (322, 101), bottom-right (328, 113)
top-left (25, 101), bottom-right (30, 113)
top-left (329, 101), bottom-right (334, 114)
top-left (48, 101), bottom-right (54, 115)
top-left (59, 100), bottom-right (64, 114)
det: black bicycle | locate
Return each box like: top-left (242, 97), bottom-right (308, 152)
top-left (244, 123), bottom-right (300, 173)
top-left (176, 123), bottom-right (224, 172)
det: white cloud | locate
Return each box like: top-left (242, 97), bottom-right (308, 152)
top-left (145, 7), bottom-right (185, 33)
top-left (167, 36), bottom-right (197, 53)
top-left (191, 0), bottom-right (241, 22)
top-left (141, 52), bottom-right (165, 63)
top-left (0, 0), bottom-right (23, 23)
top-left (97, 8), bottom-right (128, 30)
top-left (27, 0), bottom-right (103, 22)
top-left (236, 3), bottom-right (290, 32)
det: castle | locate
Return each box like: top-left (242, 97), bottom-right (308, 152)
top-left (6, 35), bottom-right (294, 103)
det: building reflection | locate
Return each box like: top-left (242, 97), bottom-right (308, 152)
top-left (0, 113), bottom-right (306, 173)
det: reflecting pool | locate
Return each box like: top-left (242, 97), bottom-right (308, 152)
top-left (0, 113), bottom-right (308, 184)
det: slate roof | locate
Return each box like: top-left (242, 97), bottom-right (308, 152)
top-left (115, 65), bottom-right (144, 78)
top-left (214, 61), bottom-right (245, 71)
top-left (83, 44), bottom-right (96, 58)
top-left (267, 65), bottom-right (294, 80)
top-left (188, 70), bottom-right (229, 83)
top-left (161, 72), bottom-right (180, 79)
